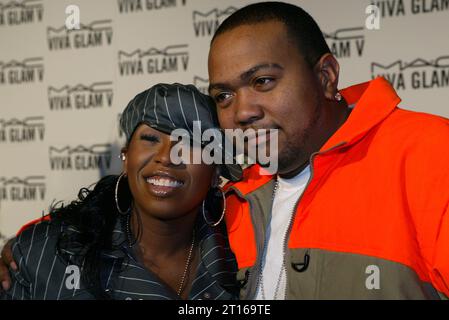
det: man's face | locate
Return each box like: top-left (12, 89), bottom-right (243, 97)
top-left (208, 21), bottom-right (327, 177)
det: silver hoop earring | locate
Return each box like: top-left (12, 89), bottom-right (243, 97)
top-left (202, 187), bottom-right (226, 227)
top-left (335, 92), bottom-right (342, 102)
top-left (115, 172), bottom-right (130, 215)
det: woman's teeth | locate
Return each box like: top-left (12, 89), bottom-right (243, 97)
top-left (146, 177), bottom-right (183, 188)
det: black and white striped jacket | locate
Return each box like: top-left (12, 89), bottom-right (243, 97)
top-left (1, 216), bottom-right (238, 300)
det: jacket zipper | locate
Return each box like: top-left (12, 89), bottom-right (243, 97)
top-left (228, 142), bottom-right (346, 299)
top-left (279, 164), bottom-right (314, 299)
top-left (250, 184), bottom-right (278, 299)
top-left (281, 142), bottom-right (347, 299)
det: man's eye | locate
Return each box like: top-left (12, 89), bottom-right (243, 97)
top-left (140, 134), bottom-right (159, 143)
top-left (214, 92), bottom-right (233, 103)
top-left (254, 77), bottom-right (274, 86)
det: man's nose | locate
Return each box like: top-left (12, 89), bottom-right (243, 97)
top-left (234, 90), bottom-right (264, 128)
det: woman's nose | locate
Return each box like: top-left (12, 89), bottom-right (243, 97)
top-left (154, 137), bottom-right (176, 166)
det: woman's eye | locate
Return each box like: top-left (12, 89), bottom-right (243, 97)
top-left (140, 134), bottom-right (159, 143)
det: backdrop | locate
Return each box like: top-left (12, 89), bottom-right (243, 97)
top-left (1, 0), bottom-right (448, 245)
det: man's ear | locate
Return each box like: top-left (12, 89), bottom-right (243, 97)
top-left (314, 53), bottom-right (340, 101)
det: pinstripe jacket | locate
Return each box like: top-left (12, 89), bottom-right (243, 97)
top-left (1, 216), bottom-right (238, 300)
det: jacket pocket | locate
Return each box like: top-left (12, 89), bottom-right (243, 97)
top-left (287, 248), bottom-right (319, 299)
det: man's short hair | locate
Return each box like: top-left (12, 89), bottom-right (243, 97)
top-left (211, 1), bottom-right (331, 68)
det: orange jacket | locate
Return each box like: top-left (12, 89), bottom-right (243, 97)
top-left (224, 77), bottom-right (449, 299)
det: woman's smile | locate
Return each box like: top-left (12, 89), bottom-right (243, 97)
top-left (144, 173), bottom-right (185, 198)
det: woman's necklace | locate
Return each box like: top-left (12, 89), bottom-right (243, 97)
top-left (177, 229), bottom-right (196, 297)
top-left (125, 213), bottom-right (196, 297)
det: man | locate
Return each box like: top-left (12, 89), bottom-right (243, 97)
top-left (2, 1), bottom-right (449, 299)
top-left (206, 2), bottom-right (449, 299)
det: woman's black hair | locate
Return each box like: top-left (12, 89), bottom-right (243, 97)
top-left (49, 174), bottom-right (132, 299)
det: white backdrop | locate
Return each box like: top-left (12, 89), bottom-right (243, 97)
top-left (1, 0), bottom-right (448, 245)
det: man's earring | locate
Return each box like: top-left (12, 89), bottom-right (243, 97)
top-left (119, 153), bottom-right (126, 161)
top-left (334, 92), bottom-right (342, 102)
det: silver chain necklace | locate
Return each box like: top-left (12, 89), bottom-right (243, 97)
top-left (125, 213), bottom-right (196, 297)
top-left (177, 229), bottom-right (196, 297)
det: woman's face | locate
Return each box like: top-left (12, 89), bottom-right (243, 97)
top-left (123, 124), bottom-right (216, 220)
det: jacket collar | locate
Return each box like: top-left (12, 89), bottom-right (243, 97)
top-left (103, 215), bottom-right (238, 281)
top-left (321, 77), bottom-right (401, 150)
top-left (98, 215), bottom-right (237, 299)
top-left (103, 214), bottom-right (230, 262)
top-left (224, 164), bottom-right (274, 196)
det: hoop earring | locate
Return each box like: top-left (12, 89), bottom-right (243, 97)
top-left (202, 187), bottom-right (226, 227)
top-left (115, 172), bottom-right (130, 215)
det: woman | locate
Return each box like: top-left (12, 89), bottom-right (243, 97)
top-left (0, 83), bottom-right (241, 300)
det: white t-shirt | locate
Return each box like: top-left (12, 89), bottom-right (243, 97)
top-left (255, 165), bottom-right (311, 300)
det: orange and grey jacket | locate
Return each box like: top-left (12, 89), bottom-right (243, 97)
top-left (224, 77), bottom-right (449, 299)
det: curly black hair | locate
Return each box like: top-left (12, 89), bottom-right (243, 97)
top-left (48, 174), bottom-right (130, 299)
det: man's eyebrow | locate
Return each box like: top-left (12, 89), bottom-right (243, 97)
top-left (239, 63), bottom-right (283, 81)
top-left (208, 63), bottom-right (283, 93)
top-left (208, 83), bottom-right (228, 93)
